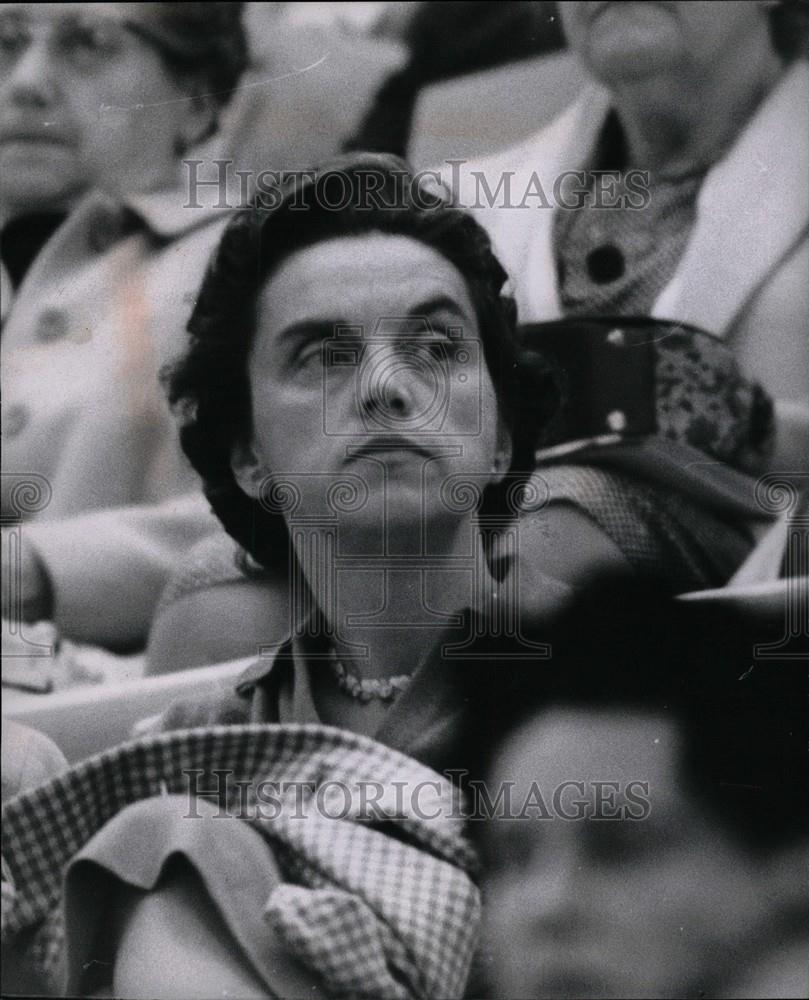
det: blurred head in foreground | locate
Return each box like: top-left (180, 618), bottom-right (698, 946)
top-left (479, 578), bottom-right (809, 999)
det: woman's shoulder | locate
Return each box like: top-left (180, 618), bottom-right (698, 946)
top-left (137, 680), bottom-right (254, 738)
top-left (146, 532), bottom-right (290, 676)
top-left (522, 462), bottom-right (753, 591)
top-left (533, 461), bottom-right (696, 525)
top-left (2, 721), bottom-right (67, 802)
top-left (157, 532), bottom-right (251, 608)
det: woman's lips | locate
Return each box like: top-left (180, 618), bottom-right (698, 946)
top-left (343, 441), bottom-right (440, 475)
top-left (347, 438), bottom-right (435, 461)
top-left (588, 0), bottom-right (673, 23)
top-left (0, 125), bottom-right (74, 147)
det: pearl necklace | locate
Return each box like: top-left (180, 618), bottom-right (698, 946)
top-left (329, 656), bottom-right (413, 702)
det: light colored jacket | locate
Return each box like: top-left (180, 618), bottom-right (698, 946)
top-left (1, 189), bottom-right (226, 646)
top-left (446, 60), bottom-right (809, 471)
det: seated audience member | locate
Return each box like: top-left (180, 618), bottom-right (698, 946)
top-left (478, 578), bottom-right (808, 999)
top-left (0, 3), bottom-right (248, 649)
top-left (145, 154), bottom-right (773, 674)
top-left (449, 0), bottom-right (809, 472)
top-left (2, 155), bottom-right (549, 998)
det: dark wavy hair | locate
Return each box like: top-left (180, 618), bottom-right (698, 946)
top-left (166, 154), bottom-right (548, 570)
top-left (769, 0), bottom-right (809, 58)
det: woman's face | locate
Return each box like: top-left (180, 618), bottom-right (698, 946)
top-left (0, 3), bottom-right (206, 212)
top-left (560, 1), bottom-right (775, 86)
top-left (482, 707), bottom-right (770, 999)
top-left (233, 232), bottom-right (509, 543)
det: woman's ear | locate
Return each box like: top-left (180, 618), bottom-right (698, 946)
top-left (231, 438), bottom-right (267, 500)
top-left (177, 91), bottom-right (218, 153)
top-left (491, 420), bottom-right (513, 485)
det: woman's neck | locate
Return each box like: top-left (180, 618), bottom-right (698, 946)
top-left (297, 517), bottom-right (484, 681)
top-left (102, 157), bottom-right (181, 203)
top-left (612, 41), bottom-right (785, 177)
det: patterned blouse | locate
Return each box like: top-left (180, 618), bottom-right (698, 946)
top-left (553, 111), bottom-right (708, 315)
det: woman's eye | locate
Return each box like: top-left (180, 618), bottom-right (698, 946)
top-left (57, 23), bottom-right (121, 66)
top-left (411, 340), bottom-right (448, 361)
top-left (293, 344), bottom-right (322, 370)
top-left (585, 823), bottom-right (656, 866)
top-left (293, 341), bottom-right (338, 374)
top-left (0, 20), bottom-right (26, 58)
top-left (483, 828), bottom-right (541, 876)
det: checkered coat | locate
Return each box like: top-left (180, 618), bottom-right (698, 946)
top-left (2, 724), bottom-right (480, 997)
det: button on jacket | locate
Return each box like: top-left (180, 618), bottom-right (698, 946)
top-left (446, 61), bottom-right (809, 472)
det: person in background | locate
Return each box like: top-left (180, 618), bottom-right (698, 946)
top-left (449, 0), bottom-right (809, 478)
top-left (0, 2), bottom-right (248, 650)
top-left (478, 577), bottom-right (809, 999)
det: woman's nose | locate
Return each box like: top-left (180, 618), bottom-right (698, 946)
top-left (517, 850), bottom-right (588, 936)
top-left (360, 345), bottom-right (417, 426)
top-left (4, 40), bottom-right (59, 109)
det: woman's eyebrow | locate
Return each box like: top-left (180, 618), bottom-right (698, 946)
top-left (275, 319), bottom-right (346, 346)
top-left (409, 295), bottom-right (473, 325)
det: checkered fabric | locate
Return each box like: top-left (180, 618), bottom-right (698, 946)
top-left (553, 115), bottom-right (705, 317)
top-left (536, 463), bottom-right (751, 590)
top-left (2, 723), bottom-right (480, 998)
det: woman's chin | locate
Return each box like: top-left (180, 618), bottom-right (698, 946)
top-left (586, 16), bottom-right (683, 84)
top-left (385, 496), bottom-right (466, 540)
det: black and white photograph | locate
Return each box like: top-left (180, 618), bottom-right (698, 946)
top-left (1, 2), bottom-right (807, 997)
